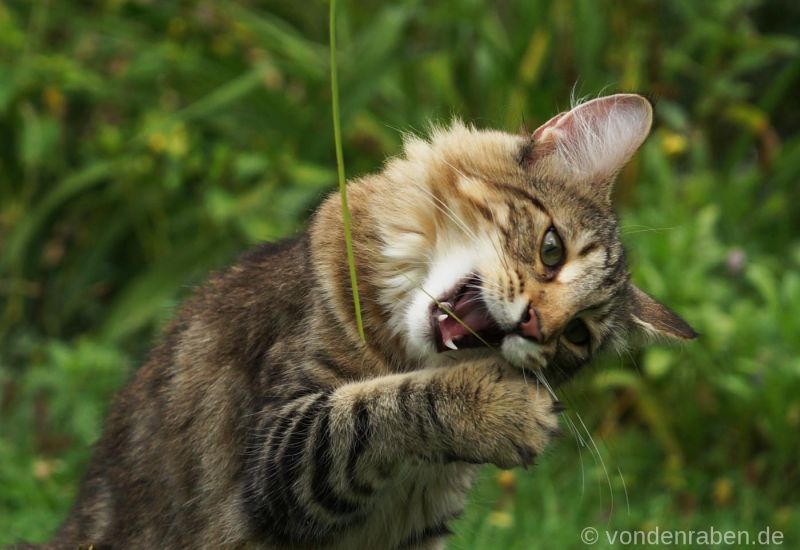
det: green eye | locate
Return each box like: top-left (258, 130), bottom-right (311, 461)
top-left (540, 227), bottom-right (564, 267)
top-left (564, 318), bottom-right (590, 346)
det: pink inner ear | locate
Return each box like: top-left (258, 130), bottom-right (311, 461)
top-left (531, 111), bottom-right (568, 142)
top-left (528, 94), bottom-right (654, 182)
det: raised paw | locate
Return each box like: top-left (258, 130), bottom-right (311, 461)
top-left (441, 364), bottom-right (564, 469)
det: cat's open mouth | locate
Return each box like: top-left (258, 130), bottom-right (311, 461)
top-left (431, 275), bottom-right (506, 352)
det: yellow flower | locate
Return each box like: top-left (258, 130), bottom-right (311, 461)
top-left (712, 477), bottom-right (733, 507)
top-left (148, 124), bottom-right (189, 158)
top-left (496, 469), bottom-right (516, 491)
top-left (148, 132), bottom-right (167, 153)
top-left (166, 124), bottom-right (189, 158)
top-left (32, 459), bottom-right (60, 480)
top-left (661, 130), bottom-right (687, 156)
top-left (488, 511), bottom-right (513, 528)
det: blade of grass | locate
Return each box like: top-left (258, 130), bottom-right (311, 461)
top-left (330, 0), bottom-right (365, 342)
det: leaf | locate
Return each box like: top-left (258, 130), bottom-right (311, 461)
top-left (19, 107), bottom-right (60, 170)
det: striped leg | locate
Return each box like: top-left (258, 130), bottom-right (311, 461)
top-left (242, 361), bottom-right (561, 545)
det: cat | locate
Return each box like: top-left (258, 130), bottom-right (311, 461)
top-left (17, 93), bottom-right (695, 549)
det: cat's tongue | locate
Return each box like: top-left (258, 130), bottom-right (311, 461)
top-left (439, 289), bottom-right (493, 345)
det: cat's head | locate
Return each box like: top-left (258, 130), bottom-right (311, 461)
top-left (371, 94), bottom-right (695, 383)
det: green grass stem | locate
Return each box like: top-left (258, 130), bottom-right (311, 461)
top-left (330, 0), bottom-right (366, 342)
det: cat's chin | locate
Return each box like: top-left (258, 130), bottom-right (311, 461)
top-left (500, 334), bottom-right (548, 370)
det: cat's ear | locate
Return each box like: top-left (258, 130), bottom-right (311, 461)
top-left (528, 94), bottom-right (653, 195)
top-left (627, 284), bottom-right (697, 343)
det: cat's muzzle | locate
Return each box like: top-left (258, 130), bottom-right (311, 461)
top-left (430, 275), bottom-right (507, 352)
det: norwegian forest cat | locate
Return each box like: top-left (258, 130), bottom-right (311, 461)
top-left (20, 94), bottom-right (695, 549)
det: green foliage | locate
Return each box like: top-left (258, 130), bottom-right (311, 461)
top-left (0, 339), bottom-right (127, 539)
top-left (1, 0), bottom-right (799, 546)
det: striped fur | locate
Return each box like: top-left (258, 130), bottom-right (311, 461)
top-left (18, 94), bottom-right (694, 550)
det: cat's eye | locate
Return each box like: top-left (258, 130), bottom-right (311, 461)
top-left (564, 318), bottom-right (590, 346)
top-left (540, 227), bottom-right (564, 267)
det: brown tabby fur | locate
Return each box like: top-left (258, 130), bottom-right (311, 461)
top-left (13, 94), bottom-right (694, 549)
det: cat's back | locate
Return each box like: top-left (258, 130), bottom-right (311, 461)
top-left (48, 234), bottom-right (316, 549)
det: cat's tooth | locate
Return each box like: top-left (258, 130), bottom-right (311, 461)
top-left (444, 338), bottom-right (458, 350)
top-left (441, 302), bottom-right (453, 311)
top-left (438, 314), bottom-right (448, 322)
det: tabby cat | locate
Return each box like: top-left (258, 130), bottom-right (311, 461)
top-left (21, 94), bottom-right (695, 549)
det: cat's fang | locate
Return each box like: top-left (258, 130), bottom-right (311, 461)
top-left (444, 338), bottom-right (458, 350)
top-left (438, 314), bottom-right (448, 322)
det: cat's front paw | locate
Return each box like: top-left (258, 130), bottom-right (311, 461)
top-left (446, 365), bottom-right (563, 469)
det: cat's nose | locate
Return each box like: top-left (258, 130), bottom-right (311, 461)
top-left (519, 306), bottom-right (542, 342)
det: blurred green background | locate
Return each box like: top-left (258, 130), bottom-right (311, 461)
top-left (1, 0), bottom-right (799, 547)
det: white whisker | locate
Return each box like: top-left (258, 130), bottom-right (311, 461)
top-left (562, 413), bottom-right (586, 499)
top-left (530, 368), bottom-right (558, 402)
top-left (574, 410), bottom-right (614, 524)
top-left (618, 466), bottom-right (630, 517)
